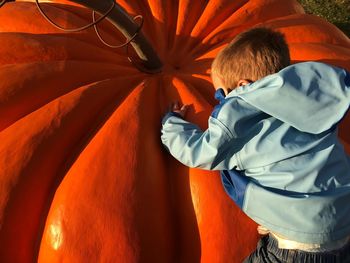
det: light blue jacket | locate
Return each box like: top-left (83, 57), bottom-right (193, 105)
top-left (161, 62), bottom-right (350, 243)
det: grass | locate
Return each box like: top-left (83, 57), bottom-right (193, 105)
top-left (298, 0), bottom-right (350, 37)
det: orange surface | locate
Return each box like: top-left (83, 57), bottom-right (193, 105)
top-left (0, 0), bottom-right (350, 262)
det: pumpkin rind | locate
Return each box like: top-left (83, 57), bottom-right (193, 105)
top-left (0, 1), bottom-right (349, 262)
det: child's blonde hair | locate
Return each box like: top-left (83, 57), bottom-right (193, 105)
top-left (212, 27), bottom-right (290, 88)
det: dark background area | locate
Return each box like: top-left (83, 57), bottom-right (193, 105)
top-left (298, 0), bottom-right (350, 37)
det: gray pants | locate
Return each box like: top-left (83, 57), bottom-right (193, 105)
top-left (244, 235), bottom-right (350, 263)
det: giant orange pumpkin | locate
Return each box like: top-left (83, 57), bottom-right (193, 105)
top-left (0, 0), bottom-right (350, 262)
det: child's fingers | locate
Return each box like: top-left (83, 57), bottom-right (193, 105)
top-left (173, 101), bottom-right (180, 110)
top-left (180, 106), bottom-right (187, 115)
top-left (180, 104), bottom-right (188, 111)
top-left (169, 102), bottom-right (178, 111)
top-left (178, 105), bottom-right (189, 118)
top-left (167, 102), bottom-right (189, 117)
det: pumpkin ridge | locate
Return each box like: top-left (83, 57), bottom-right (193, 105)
top-left (164, 1), bottom-right (179, 53)
top-left (37, 80), bottom-right (178, 262)
top-left (0, 2), bottom-right (89, 34)
top-left (34, 77), bottom-right (144, 262)
top-left (264, 14), bottom-right (350, 47)
top-left (0, 33), bottom-right (124, 66)
top-left (177, 0), bottom-right (248, 59)
top-left (190, 0), bottom-right (248, 40)
top-left (168, 0), bottom-right (204, 55)
top-left (179, 74), bottom-right (216, 107)
top-left (0, 75), bottom-right (143, 262)
top-left (145, 0), bottom-right (179, 56)
top-left (0, 61), bottom-right (139, 132)
top-left (190, 0), bottom-right (304, 56)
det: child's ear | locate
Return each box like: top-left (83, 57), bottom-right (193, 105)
top-left (237, 79), bottom-right (252, 86)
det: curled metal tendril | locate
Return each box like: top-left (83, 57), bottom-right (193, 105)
top-left (93, 13), bottom-right (144, 49)
top-left (35, 0), bottom-right (144, 51)
top-left (1, 0), bottom-right (150, 72)
top-left (35, 0), bottom-right (145, 68)
top-left (35, 0), bottom-right (116, 32)
top-left (0, 0), bottom-right (10, 8)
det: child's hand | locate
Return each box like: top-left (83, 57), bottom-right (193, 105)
top-left (171, 102), bottom-right (189, 118)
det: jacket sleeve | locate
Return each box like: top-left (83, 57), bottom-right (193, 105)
top-left (161, 112), bottom-right (239, 170)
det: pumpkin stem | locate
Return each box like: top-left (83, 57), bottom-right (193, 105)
top-left (0, 0), bottom-right (13, 7)
top-left (67, 0), bottom-right (163, 73)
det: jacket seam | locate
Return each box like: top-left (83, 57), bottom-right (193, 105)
top-left (236, 152), bottom-right (244, 170)
top-left (209, 116), bottom-right (235, 140)
top-left (248, 213), bottom-right (350, 236)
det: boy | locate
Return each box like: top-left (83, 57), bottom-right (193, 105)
top-left (161, 27), bottom-right (350, 262)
